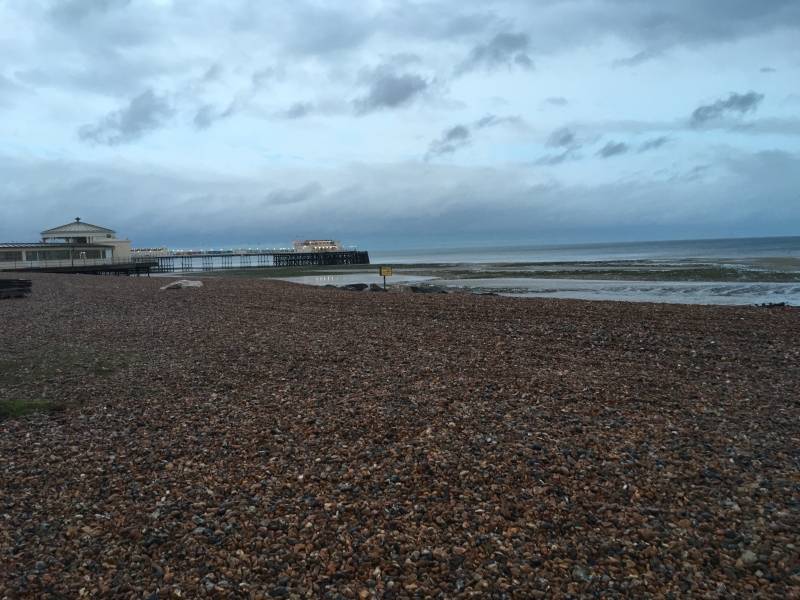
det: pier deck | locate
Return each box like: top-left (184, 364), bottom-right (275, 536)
top-left (1, 261), bottom-right (158, 276)
top-left (138, 250), bottom-right (370, 272)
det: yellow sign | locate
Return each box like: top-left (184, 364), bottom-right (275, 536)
top-left (380, 267), bottom-right (393, 276)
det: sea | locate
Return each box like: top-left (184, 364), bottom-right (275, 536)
top-left (290, 236), bottom-right (800, 306)
top-left (368, 236), bottom-right (800, 264)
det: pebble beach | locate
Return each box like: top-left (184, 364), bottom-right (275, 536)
top-left (1, 273), bottom-right (799, 599)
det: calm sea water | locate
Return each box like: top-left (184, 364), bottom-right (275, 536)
top-left (369, 236), bottom-right (800, 264)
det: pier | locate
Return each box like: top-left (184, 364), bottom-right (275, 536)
top-left (6, 261), bottom-right (158, 276)
top-left (135, 250), bottom-right (370, 273)
top-left (0, 257), bottom-right (158, 276)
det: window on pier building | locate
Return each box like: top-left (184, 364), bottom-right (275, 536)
top-left (26, 250), bottom-right (72, 261)
top-left (72, 249), bottom-right (102, 259)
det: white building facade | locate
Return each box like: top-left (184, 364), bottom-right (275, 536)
top-left (0, 219), bottom-right (132, 270)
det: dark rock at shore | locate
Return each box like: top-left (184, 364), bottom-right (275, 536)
top-left (341, 283), bottom-right (369, 291)
top-left (409, 284), bottom-right (449, 294)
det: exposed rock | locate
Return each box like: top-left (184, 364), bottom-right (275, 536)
top-left (409, 284), bottom-right (448, 294)
top-left (159, 279), bottom-right (203, 290)
top-left (341, 283), bottom-right (368, 291)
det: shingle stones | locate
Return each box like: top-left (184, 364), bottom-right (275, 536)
top-left (1, 273), bottom-right (799, 599)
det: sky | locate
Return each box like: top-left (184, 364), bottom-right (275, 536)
top-left (1, 0), bottom-right (799, 250)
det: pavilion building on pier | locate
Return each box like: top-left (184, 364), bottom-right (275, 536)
top-left (0, 218), bottom-right (133, 271)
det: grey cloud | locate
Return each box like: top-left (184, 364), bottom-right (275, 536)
top-left (457, 32), bottom-right (533, 74)
top-left (474, 114), bottom-right (523, 129)
top-left (476, 114), bottom-right (499, 128)
top-left (252, 68), bottom-right (279, 89)
top-left (380, 53), bottom-right (423, 68)
top-left (545, 97), bottom-right (568, 107)
top-left (0, 75), bottom-right (27, 95)
top-left (193, 102), bottom-right (238, 129)
top-left (438, 124), bottom-right (471, 142)
top-left (282, 7), bottom-right (373, 56)
top-left (760, 67), bottom-right (776, 73)
top-left (265, 183), bottom-right (322, 206)
top-left (731, 117), bottom-right (800, 136)
top-left (573, 114), bottom-right (800, 139)
top-left (51, 0), bottom-right (131, 25)
top-left (193, 105), bottom-right (216, 129)
top-left (562, 1), bottom-right (800, 55)
top-left (690, 91), bottom-right (765, 127)
top-left (535, 151), bottom-right (576, 166)
top-left (4, 150), bottom-right (800, 248)
top-left (546, 127), bottom-right (580, 149)
top-left (420, 2), bottom-right (800, 57)
top-left (638, 136), bottom-right (670, 152)
top-left (611, 50), bottom-right (658, 68)
top-left (281, 102), bottom-right (313, 119)
top-left (238, 1), bottom-right (800, 63)
top-left (387, 7), bottom-right (498, 42)
top-left (0, 75), bottom-right (29, 108)
top-left (514, 54), bottom-right (534, 68)
top-left (13, 1), bottom-right (799, 107)
top-left (425, 125), bottom-right (471, 160)
top-left (598, 141), bottom-right (629, 158)
top-left (424, 115), bottom-right (522, 160)
top-left (439, 12), bottom-right (497, 37)
top-left (203, 64), bottom-right (223, 82)
top-left (538, 126), bottom-right (582, 164)
top-left (79, 89), bottom-right (174, 144)
top-left (14, 69), bottom-right (51, 87)
top-left (677, 164), bottom-right (712, 184)
top-left (354, 71), bottom-right (428, 114)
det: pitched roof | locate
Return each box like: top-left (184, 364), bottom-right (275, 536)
top-left (40, 221), bottom-right (116, 236)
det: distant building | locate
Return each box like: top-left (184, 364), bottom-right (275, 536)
top-left (130, 247), bottom-right (171, 258)
top-left (292, 239), bottom-right (343, 252)
top-left (40, 219), bottom-right (131, 260)
top-left (0, 218), bottom-right (131, 270)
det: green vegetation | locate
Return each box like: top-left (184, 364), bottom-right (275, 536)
top-left (0, 398), bottom-right (64, 419)
top-left (0, 350), bottom-right (126, 387)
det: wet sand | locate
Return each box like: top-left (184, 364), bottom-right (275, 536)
top-left (267, 259), bottom-right (800, 305)
top-left (1, 273), bottom-right (799, 599)
top-left (430, 278), bottom-right (800, 306)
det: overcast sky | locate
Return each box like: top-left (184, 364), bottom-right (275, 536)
top-left (1, 0), bottom-right (799, 249)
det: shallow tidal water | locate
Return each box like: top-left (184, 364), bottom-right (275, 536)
top-left (278, 274), bottom-right (800, 305)
top-left (436, 278), bottom-right (800, 306)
